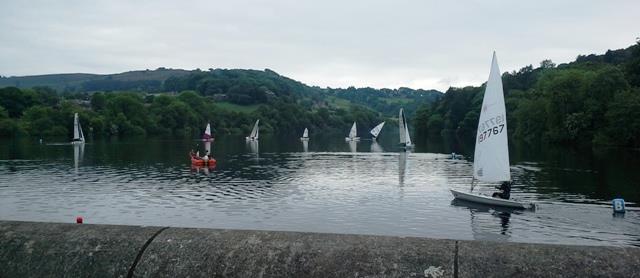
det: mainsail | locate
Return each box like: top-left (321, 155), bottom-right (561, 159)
top-left (72, 113), bottom-right (84, 142)
top-left (249, 120), bottom-right (259, 139)
top-left (348, 122), bottom-right (357, 139)
top-left (203, 123), bottom-right (212, 139)
top-left (399, 108), bottom-right (411, 146)
top-left (370, 122), bottom-right (385, 138)
top-left (473, 52), bottom-right (510, 182)
top-left (302, 128), bottom-right (309, 138)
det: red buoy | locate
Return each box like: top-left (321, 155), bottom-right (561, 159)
top-left (76, 216), bottom-right (83, 224)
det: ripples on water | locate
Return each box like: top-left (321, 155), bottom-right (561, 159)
top-left (0, 138), bottom-right (638, 247)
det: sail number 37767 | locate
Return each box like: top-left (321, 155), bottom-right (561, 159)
top-left (478, 114), bottom-right (505, 143)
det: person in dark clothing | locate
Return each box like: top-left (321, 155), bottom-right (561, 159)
top-left (492, 181), bottom-right (512, 199)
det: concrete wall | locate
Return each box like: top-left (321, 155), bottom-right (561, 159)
top-left (1, 220), bottom-right (638, 277)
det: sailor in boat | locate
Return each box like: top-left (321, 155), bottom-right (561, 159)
top-left (492, 181), bottom-right (512, 199)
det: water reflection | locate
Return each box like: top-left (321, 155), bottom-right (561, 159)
top-left (348, 141), bottom-right (357, 153)
top-left (302, 140), bottom-right (308, 153)
top-left (371, 141), bottom-right (383, 152)
top-left (73, 143), bottom-right (84, 173)
top-left (451, 199), bottom-right (515, 241)
top-left (247, 140), bottom-right (259, 160)
top-left (399, 152), bottom-right (407, 186)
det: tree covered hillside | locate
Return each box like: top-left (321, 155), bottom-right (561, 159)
top-left (414, 41), bottom-right (640, 147)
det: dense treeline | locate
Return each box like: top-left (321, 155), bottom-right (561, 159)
top-left (414, 41), bottom-right (640, 147)
top-left (0, 87), bottom-right (384, 139)
top-left (163, 68), bottom-right (441, 116)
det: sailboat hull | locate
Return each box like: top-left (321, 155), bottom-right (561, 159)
top-left (245, 137), bottom-right (258, 141)
top-left (450, 189), bottom-right (532, 209)
top-left (70, 140), bottom-right (84, 145)
top-left (345, 137), bottom-right (360, 142)
top-left (300, 138), bottom-right (309, 141)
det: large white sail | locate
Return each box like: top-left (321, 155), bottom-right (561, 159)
top-left (370, 122), bottom-right (385, 138)
top-left (302, 128), bottom-right (308, 138)
top-left (72, 113), bottom-right (84, 142)
top-left (473, 52), bottom-right (510, 182)
top-left (249, 120), bottom-right (259, 139)
top-left (399, 108), bottom-right (411, 146)
top-left (348, 122), bottom-right (357, 139)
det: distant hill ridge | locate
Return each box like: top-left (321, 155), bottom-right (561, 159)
top-left (0, 68), bottom-right (191, 92)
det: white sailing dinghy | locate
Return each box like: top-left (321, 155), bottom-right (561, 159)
top-left (300, 128), bottom-right (309, 141)
top-left (450, 52), bottom-right (534, 209)
top-left (71, 113), bottom-right (85, 144)
top-left (345, 122), bottom-right (360, 141)
top-left (398, 108), bottom-right (413, 149)
top-left (246, 120), bottom-right (259, 141)
top-left (203, 123), bottom-right (214, 141)
top-left (369, 122), bottom-right (385, 140)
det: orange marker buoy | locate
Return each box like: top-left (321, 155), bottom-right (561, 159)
top-left (76, 216), bottom-right (83, 224)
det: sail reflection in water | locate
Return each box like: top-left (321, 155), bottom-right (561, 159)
top-left (398, 152), bottom-right (407, 186)
top-left (348, 141), bottom-right (357, 153)
top-left (370, 141), bottom-right (383, 153)
top-left (73, 143), bottom-right (84, 173)
top-left (302, 140), bottom-right (308, 152)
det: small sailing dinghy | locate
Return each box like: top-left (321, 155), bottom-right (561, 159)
top-left (450, 52), bottom-right (534, 209)
top-left (300, 128), bottom-right (309, 141)
top-left (370, 122), bottom-right (385, 140)
top-left (345, 122), bottom-right (360, 141)
top-left (398, 108), bottom-right (413, 149)
top-left (246, 120), bottom-right (259, 141)
top-left (71, 113), bottom-right (85, 144)
top-left (202, 123), bottom-right (214, 141)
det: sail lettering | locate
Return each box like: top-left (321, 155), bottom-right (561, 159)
top-left (477, 114), bottom-right (506, 143)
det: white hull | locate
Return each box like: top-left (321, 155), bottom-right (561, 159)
top-left (300, 138), bottom-right (309, 141)
top-left (70, 141), bottom-right (84, 145)
top-left (245, 137), bottom-right (258, 141)
top-left (345, 137), bottom-right (360, 142)
top-left (450, 189), bottom-right (532, 209)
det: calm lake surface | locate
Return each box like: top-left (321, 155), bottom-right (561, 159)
top-left (1, 133), bottom-right (639, 247)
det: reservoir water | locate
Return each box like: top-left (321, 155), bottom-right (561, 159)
top-left (0, 135), bottom-right (638, 247)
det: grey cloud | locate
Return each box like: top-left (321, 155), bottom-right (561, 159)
top-left (1, 0), bottom-right (638, 91)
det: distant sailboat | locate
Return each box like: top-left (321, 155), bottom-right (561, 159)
top-left (71, 113), bottom-right (85, 144)
top-left (450, 52), bottom-right (533, 209)
top-left (370, 122), bottom-right (385, 140)
top-left (300, 128), bottom-right (309, 141)
top-left (203, 123), bottom-right (214, 141)
top-left (398, 108), bottom-right (413, 149)
top-left (246, 120), bottom-right (259, 141)
top-left (345, 122), bottom-right (360, 141)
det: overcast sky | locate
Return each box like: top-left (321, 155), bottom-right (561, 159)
top-left (1, 0), bottom-right (638, 91)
